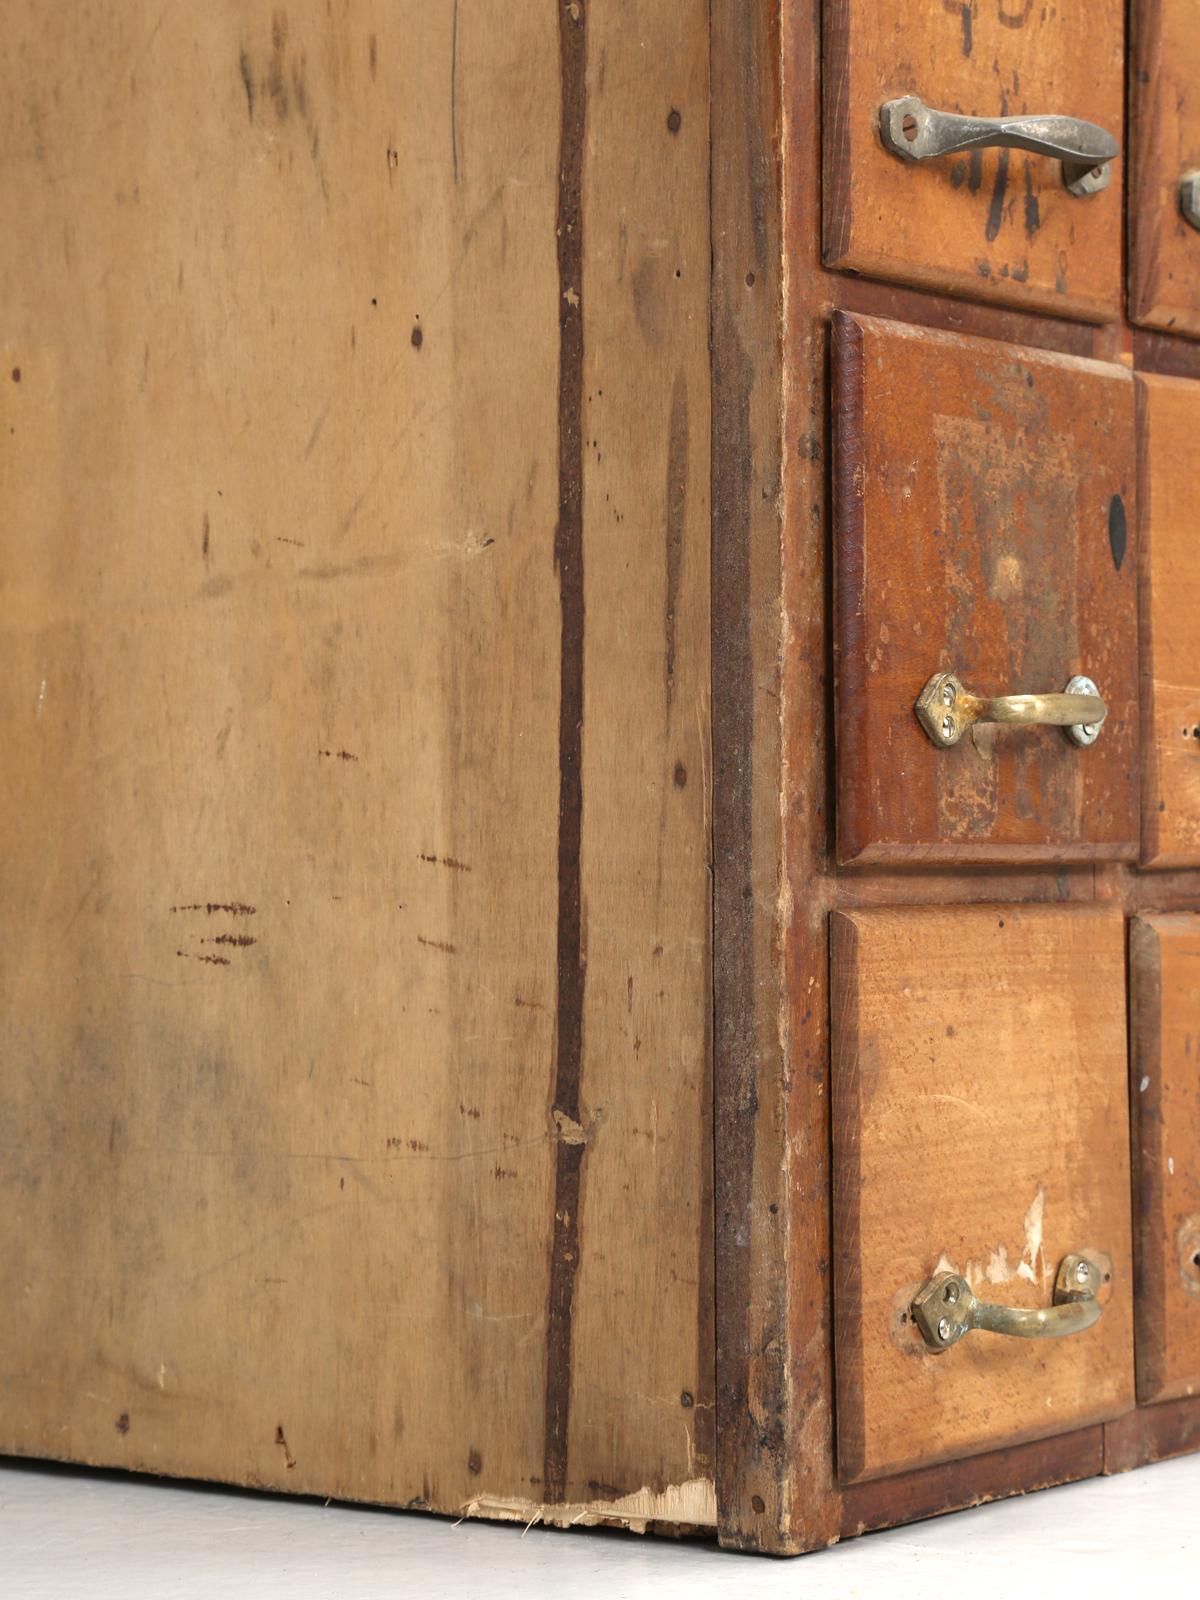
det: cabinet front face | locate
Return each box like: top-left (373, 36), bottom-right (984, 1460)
top-left (823, 0), bottom-right (1123, 320)
top-left (1129, 2), bottom-right (1200, 336)
top-left (832, 905), bottom-right (1135, 1484)
top-left (1130, 916), bottom-right (1200, 1406)
top-left (1138, 373), bottom-right (1200, 867)
top-left (834, 313), bottom-right (1138, 866)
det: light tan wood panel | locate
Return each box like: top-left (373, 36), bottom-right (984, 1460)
top-left (1130, 915), bottom-right (1200, 1406)
top-left (564, 0), bottom-right (714, 1510)
top-left (0, 0), bottom-right (713, 1526)
top-left (1129, 2), bottom-right (1200, 337)
top-left (832, 905), bottom-right (1134, 1483)
top-left (0, 0), bottom-right (563, 1513)
top-left (1137, 373), bottom-right (1200, 868)
top-left (824, 0), bottom-right (1124, 321)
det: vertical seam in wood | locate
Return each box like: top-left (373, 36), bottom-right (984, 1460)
top-left (830, 312), bottom-right (866, 866)
top-left (543, 0), bottom-right (588, 1508)
top-left (829, 912), bottom-right (864, 1483)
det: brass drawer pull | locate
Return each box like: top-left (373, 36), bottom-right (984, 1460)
top-left (912, 1255), bottom-right (1104, 1353)
top-left (880, 95), bottom-right (1118, 196)
top-left (915, 670), bottom-right (1106, 749)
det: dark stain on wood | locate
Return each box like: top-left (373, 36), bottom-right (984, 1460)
top-left (171, 902), bottom-right (256, 917)
top-left (1023, 163), bottom-right (1040, 239)
top-left (664, 368), bottom-right (688, 709)
top-left (543, 0), bottom-right (588, 1510)
top-left (238, 50), bottom-right (255, 119)
top-left (1108, 492), bottom-right (1127, 572)
top-left (985, 147), bottom-right (1009, 243)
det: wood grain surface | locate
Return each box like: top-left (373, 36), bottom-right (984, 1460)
top-left (1129, 1), bottom-right (1200, 337)
top-left (832, 905), bottom-right (1134, 1483)
top-left (834, 312), bottom-right (1138, 865)
top-left (0, 0), bottom-right (714, 1527)
top-left (1129, 915), bottom-right (1200, 1405)
top-left (1137, 373), bottom-right (1200, 867)
top-left (824, 0), bottom-right (1124, 321)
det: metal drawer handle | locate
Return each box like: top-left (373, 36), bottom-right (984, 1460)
top-left (880, 95), bottom-right (1118, 196)
top-left (915, 670), bottom-right (1106, 749)
top-left (912, 1255), bottom-right (1104, 1353)
top-left (1181, 172), bottom-right (1200, 231)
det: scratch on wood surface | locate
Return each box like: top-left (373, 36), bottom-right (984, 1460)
top-left (932, 1184), bottom-right (1048, 1289)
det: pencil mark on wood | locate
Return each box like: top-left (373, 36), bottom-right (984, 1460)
top-left (171, 902), bottom-right (257, 917)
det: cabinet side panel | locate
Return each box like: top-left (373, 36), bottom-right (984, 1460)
top-left (0, 0), bottom-right (713, 1522)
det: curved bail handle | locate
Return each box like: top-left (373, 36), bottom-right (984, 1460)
top-left (911, 1254), bottom-right (1105, 1354)
top-left (916, 670), bottom-right (1107, 750)
top-left (880, 95), bottom-right (1119, 195)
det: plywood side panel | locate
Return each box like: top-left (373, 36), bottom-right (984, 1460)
top-left (0, 0), bottom-right (713, 1523)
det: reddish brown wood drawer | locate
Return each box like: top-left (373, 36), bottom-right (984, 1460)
top-left (832, 904), bottom-right (1135, 1483)
top-left (823, 0), bottom-right (1124, 321)
top-left (833, 312), bottom-right (1138, 866)
top-left (1129, 0), bottom-right (1200, 336)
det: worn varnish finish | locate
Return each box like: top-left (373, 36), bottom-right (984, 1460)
top-left (0, 0), bottom-right (713, 1529)
top-left (1129, 916), bottom-right (1200, 1406)
top-left (834, 314), bottom-right (1138, 866)
top-left (1137, 374), bottom-right (1200, 867)
top-left (832, 906), bottom-right (1134, 1482)
top-left (1128, 1), bottom-right (1200, 337)
top-left (7, 0), bottom-right (1200, 1559)
top-left (710, 0), bottom-right (802, 1554)
top-left (823, 0), bottom-right (1124, 321)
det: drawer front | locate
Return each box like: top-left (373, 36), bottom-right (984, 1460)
top-left (832, 905), bottom-right (1134, 1484)
top-left (1138, 374), bottom-right (1200, 867)
top-left (834, 312), bottom-right (1138, 866)
top-left (823, 0), bottom-right (1123, 320)
top-left (1130, 915), bottom-right (1200, 1406)
top-left (1129, 3), bottom-right (1200, 336)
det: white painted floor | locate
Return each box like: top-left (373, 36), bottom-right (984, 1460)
top-left (1, 1452), bottom-right (1195, 1597)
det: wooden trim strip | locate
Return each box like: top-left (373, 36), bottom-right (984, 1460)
top-left (543, 0), bottom-right (588, 1508)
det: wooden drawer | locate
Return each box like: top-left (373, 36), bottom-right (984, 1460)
top-left (1138, 374), bottom-right (1200, 867)
top-left (1130, 915), bottom-right (1200, 1406)
top-left (823, 0), bottom-right (1123, 320)
top-left (1129, 2), bottom-right (1200, 336)
top-left (832, 905), bottom-right (1134, 1483)
top-left (833, 312), bottom-right (1138, 866)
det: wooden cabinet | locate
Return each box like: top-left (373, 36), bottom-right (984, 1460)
top-left (833, 906), bottom-right (1133, 1482)
top-left (824, 0), bottom-right (1124, 320)
top-left (5, 0), bottom-right (1200, 1564)
top-left (834, 312), bottom-right (1137, 865)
